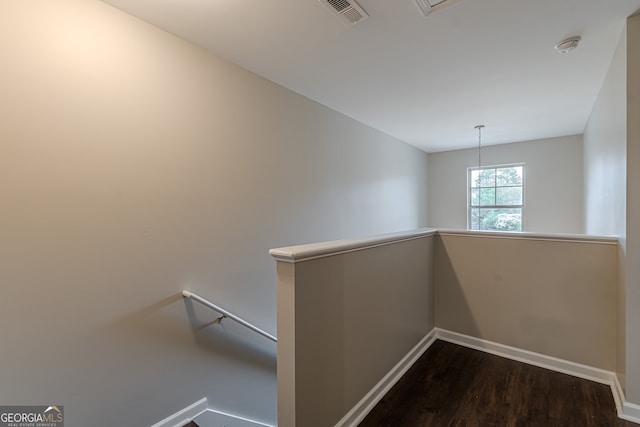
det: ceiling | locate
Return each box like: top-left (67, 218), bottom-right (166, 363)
top-left (100, 0), bottom-right (640, 152)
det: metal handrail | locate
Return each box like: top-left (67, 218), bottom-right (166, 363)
top-left (182, 291), bottom-right (277, 342)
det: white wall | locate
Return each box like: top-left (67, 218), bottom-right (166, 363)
top-left (583, 14), bottom-right (640, 413)
top-left (583, 23), bottom-right (627, 389)
top-left (428, 135), bottom-right (584, 233)
top-left (625, 13), bottom-right (640, 408)
top-left (584, 28), bottom-right (627, 237)
top-left (0, 2), bottom-right (428, 426)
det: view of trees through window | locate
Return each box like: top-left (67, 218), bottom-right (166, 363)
top-left (469, 165), bottom-right (524, 231)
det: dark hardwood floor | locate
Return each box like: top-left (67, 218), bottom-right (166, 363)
top-left (360, 340), bottom-right (638, 427)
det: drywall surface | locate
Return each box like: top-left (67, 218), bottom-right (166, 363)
top-left (272, 231), bottom-right (435, 427)
top-left (583, 23), bottom-right (628, 390)
top-left (0, 2), bottom-right (428, 426)
top-left (428, 135), bottom-right (583, 233)
top-left (584, 29), bottom-right (627, 238)
top-left (435, 231), bottom-right (617, 371)
top-left (625, 13), bottom-right (640, 406)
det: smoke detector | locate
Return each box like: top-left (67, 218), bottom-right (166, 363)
top-left (555, 36), bottom-right (581, 54)
top-left (415, 0), bottom-right (465, 17)
top-left (320, 0), bottom-right (369, 25)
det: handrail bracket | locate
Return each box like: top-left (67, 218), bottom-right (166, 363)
top-left (182, 291), bottom-right (277, 343)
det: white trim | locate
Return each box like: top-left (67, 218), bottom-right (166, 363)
top-left (196, 408), bottom-right (276, 427)
top-left (149, 399), bottom-right (276, 427)
top-left (613, 376), bottom-right (640, 424)
top-left (467, 163), bottom-right (525, 232)
top-left (149, 398), bottom-right (208, 427)
top-left (622, 401), bottom-right (640, 423)
top-left (268, 228), bottom-right (437, 263)
top-left (155, 332), bottom-right (640, 427)
top-left (611, 375), bottom-right (626, 418)
top-left (435, 328), bottom-right (615, 384)
top-left (335, 330), bottom-right (437, 427)
top-left (437, 228), bottom-right (618, 245)
top-left (434, 328), bottom-right (640, 424)
top-left (269, 228), bottom-right (617, 264)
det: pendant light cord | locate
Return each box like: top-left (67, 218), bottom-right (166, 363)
top-left (475, 125), bottom-right (485, 230)
top-left (475, 124), bottom-right (484, 170)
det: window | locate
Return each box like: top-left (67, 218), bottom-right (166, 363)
top-left (468, 164), bottom-right (524, 231)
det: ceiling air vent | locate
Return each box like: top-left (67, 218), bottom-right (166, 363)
top-left (415, 0), bottom-right (464, 17)
top-left (320, 0), bottom-right (369, 25)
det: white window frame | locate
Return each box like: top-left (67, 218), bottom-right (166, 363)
top-left (467, 163), bottom-right (525, 231)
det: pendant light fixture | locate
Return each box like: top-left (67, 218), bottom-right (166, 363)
top-left (475, 125), bottom-right (484, 230)
top-left (475, 124), bottom-right (484, 169)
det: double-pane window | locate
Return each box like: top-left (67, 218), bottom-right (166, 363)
top-left (469, 164), bottom-right (524, 231)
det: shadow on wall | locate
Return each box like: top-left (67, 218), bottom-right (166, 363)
top-left (434, 235), bottom-right (480, 338)
top-left (183, 297), bottom-right (277, 372)
top-left (89, 293), bottom-right (276, 374)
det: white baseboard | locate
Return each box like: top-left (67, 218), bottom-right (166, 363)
top-left (150, 397), bottom-right (208, 427)
top-left (335, 329), bottom-right (437, 427)
top-left (598, 371), bottom-right (640, 424)
top-left (149, 398), bottom-right (275, 427)
top-left (611, 375), bottom-right (626, 419)
top-left (152, 329), bottom-right (640, 426)
top-left (622, 401), bottom-right (640, 423)
top-left (434, 328), bottom-right (640, 425)
top-left (194, 409), bottom-right (275, 427)
top-left (434, 328), bottom-right (615, 384)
